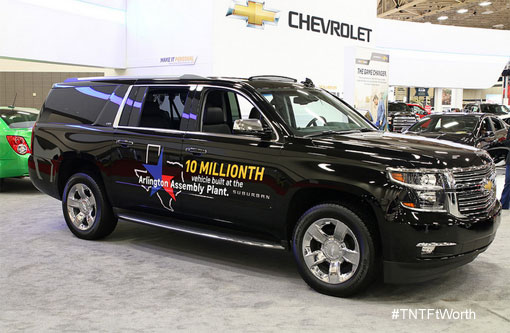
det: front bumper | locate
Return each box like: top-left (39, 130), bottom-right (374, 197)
top-left (382, 200), bottom-right (501, 283)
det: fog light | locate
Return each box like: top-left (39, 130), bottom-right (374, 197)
top-left (421, 245), bottom-right (436, 254)
top-left (416, 242), bottom-right (456, 255)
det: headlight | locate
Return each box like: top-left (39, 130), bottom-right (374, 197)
top-left (388, 169), bottom-right (445, 190)
top-left (387, 168), bottom-right (447, 212)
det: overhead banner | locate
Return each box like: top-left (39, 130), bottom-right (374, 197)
top-left (351, 47), bottom-right (390, 130)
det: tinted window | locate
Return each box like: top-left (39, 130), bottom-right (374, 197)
top-left (40, 85), bottom-right (117, 124)
top-left (138, 87), bottom-right (189, 130)
top-left (0, 109), bottom-right (38, 128)
top-left (408, 116), bottom-right (479, 133)
top-left (201, 89), bottom-right (266, 135)
top-left (480, 104), bottom-right (509, 115)
top-left (480, 118), bottom-right (492, 135)
top-left (95, 85), bottom-right (129, 126)
top-left (491, 117), bottom-right (504, 131)
top-left (388, 103), bottom-right (410, 112)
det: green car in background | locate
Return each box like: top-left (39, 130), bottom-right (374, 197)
top-left (0, 107), bottom-right (39, 191)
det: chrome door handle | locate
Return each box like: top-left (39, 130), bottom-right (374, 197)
top-left (116, 139), bottom-right (134, 147)
top-left (185, 147), bottom-right (207, 155)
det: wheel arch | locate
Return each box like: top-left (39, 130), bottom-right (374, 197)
top-left (284, 185), bottom-right (384, 248)
top-left (57, 153), bottom-right (106, 200)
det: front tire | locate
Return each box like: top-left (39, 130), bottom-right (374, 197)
top-left (62, 173), bottom-right (117, 240)
top-left (292, 204), bottom-right (377, 297)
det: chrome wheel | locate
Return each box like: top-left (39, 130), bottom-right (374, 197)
top-left (302, 218), bottom-right (360, 284)
top-left (66, 183), bottom-right (97, 231)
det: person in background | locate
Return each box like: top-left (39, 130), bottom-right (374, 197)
top-left (500, 127), bottom-right (510, 209)
top-left (375, 93), bottom-right (387, 130)
top-left (371, 94), bottom-right (379, 120)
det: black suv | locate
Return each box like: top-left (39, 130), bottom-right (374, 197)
top-left (388, 102), bottom-right (419, 132)
top-left (29, 75), bottom-right (501, 297)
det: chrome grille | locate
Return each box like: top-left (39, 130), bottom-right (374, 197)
top-left (452, 164), bottom-right (497, 219)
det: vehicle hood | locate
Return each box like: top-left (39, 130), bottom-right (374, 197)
top-left (406, 132), bottom-right (475, 146)
top-left (309, 131), bottom-right (490, 170)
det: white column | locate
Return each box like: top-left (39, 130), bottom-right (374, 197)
top-left (451, 89), bottom-right (464, 109)
top-left (434, 88), bottom-right (442, 112)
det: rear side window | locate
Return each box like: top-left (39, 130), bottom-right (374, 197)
top-left (0, 109), bottom-right (38, 128)
top-left (95, 85), bottom-right (129, 126)
top-left (40, 85), bottom-right (117, 124)
top-left (137, 87), bottom-right (190, 130)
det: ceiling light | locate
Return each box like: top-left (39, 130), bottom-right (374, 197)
top-left (437, 16), bottom-right (449, 21)
top-left (457, 9), bottom-right (468, 14)
top-left (479, 1), bottom-right (492, 6)
top-left (482, 10), bottom-right (494, 14)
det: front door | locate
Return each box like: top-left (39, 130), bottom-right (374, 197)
top-left (178, 86), bottom-right (289, 237)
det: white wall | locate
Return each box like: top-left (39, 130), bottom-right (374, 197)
top-left (124, 0), bottom-right (214, 76)
top-left (374, 19), bottom-right (510, 89)
top-left (4, 0), bottom-right (507, 94)
top-left (211, 0), bottom-right (377, 92)
top-left (0, 0), bottom-right (126, 68)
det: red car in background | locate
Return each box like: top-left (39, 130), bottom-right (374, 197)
top-left (407, 103), bottom-right (431, 119)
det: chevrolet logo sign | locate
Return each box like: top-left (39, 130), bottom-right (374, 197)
top-left (226, 0), bottom-right (280, 29)
top-left (484, 180), bottom-right (494, 192)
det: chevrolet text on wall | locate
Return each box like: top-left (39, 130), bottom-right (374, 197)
top-left (226, 0), bottom-right (373, 43)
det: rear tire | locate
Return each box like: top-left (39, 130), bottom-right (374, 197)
top-left (0, 178), bottom-right (4, 192)
top-left (62, 172), bottom-right (117, 240)
top-left (292, 204), bottom-right (377, 297)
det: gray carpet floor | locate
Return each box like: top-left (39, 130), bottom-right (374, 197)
top-left (1, 175), bottom-right (509, 332)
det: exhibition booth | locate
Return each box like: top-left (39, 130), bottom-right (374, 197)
top-left (1, 0), bottom-right (510, 331)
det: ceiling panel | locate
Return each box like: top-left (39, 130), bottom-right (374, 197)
top-left (377, 0), bottom-right (510, 30)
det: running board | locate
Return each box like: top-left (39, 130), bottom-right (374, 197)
top-left (117, 212), bottom-right (286, 250)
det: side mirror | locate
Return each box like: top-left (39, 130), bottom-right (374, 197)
top-left (233, 119), bottom-right (272, 139)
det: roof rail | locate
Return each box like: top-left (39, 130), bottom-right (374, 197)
top-left (64, 74), bottom-right (208, 83)
top-left (248, 75), bottom-right (297, 83)
top-left (179, 74), bottom-right (207, 80)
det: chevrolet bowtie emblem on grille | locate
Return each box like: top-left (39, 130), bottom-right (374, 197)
top-left (226, 0), bottom-right (280, 29)
top-left (484, 180), bottom-right (494, 192)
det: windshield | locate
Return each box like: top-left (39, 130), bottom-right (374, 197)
top-left (0, 109), bottom-right (38, 129)
top-left (256, 87), bottom-right (374, 137)
top-left (479, 104), bottom-right (509, 115)
top-left (407, 116), bottom-right (479, 134)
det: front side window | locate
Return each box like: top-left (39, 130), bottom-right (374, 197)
top-left (201, 89), bottom-right (268, 136)
top-left (138, 87), bottom-right (189, 130)
top-left (491, 117), bottom-right (504, 131)
top-left (256, 87), bottom-right (373, 137)
top-left (479, 118), bottom-right (493, 136)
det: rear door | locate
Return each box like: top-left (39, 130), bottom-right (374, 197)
top-left (109, 84), bottom-right (195, 215)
